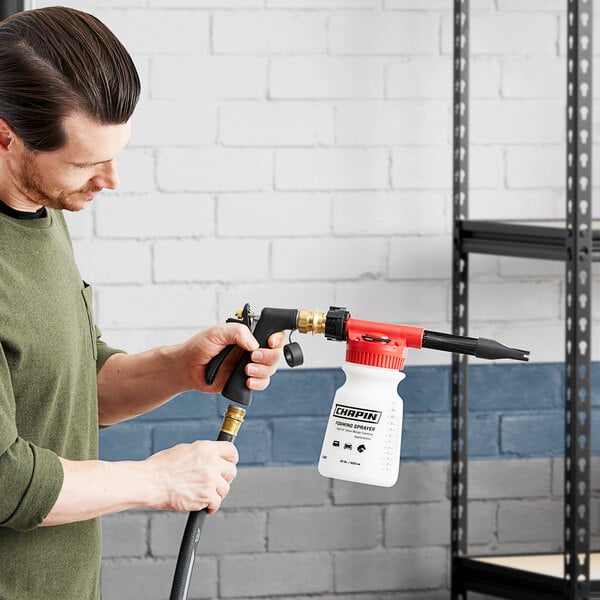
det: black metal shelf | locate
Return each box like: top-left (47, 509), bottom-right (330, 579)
top-left (460, 219), bottom-right (600, 261)
top-left (450, 1), bottom-right (594, 599)
top-left (456, 555), bottom-right (600, 600)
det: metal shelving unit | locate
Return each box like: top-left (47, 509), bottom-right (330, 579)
top-left (0, 1), bottom-right (24, 21)
top-left (451, 1), bottom-right (596, 599)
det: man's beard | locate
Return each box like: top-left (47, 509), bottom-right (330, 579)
top-left (14, 149), bottom-right (100, 212)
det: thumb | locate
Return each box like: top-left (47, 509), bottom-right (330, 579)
top-left (224, 322), bottom-right (260, 353)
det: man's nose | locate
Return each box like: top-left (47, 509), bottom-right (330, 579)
top-left (93, 160), bottom-right (120, 190)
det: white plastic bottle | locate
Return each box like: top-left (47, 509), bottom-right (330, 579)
top-left (318, 333), bottom-right (406, 487)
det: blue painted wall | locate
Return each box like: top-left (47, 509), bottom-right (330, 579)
top-left (99, 362), bottom-right (600, 464)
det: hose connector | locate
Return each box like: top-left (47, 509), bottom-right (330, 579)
top-left (297, 309), bottom-right (328, 335)
top-left (220, 405), bottom-right (246, 439)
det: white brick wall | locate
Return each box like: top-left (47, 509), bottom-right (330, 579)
top-left (156, 148), bottom-right (272, 191)
top-left (154, 239), bottom-right (270, 282)
top-left (213, 12), bottom-right (328, 54)
top-left (131, 102), bottom-right (217, 147)
top-left (219, 102), bottom-right (334, 146)
top-left (275, 148), bottom-right (389, 190)
top-left (151, 56), bottom-right (267, 99)
top-left (270, 56), bottom-right (384, 100)
top-left (328, 13), bottom-right (439, 55)
top-left (96, 10), bottom-right (211, 55)
top-left (335, 102), bottom-right (449, 146)
top-left (446, 14), bottom-right (559, 56)
top-left (45, 0), bottom-right (598, 365)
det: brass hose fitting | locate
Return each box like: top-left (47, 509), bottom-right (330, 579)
top-left (296, 309), bottom-right (328, 335)
top-left (220, 405), bottom-right (246, 439)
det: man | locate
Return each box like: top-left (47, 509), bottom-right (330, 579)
top-left (0, 7), bottom-right (283, 599)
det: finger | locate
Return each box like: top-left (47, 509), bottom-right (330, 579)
top-left (247, 375), bottom-right (270, 392)
top-left (215, 441), bottom-right (239, 464)
top-left (219, 457), bottom-right (238, 483)
top-left (245, 361), bottom-right (275, 379)
top-left (206, 493), bottom-right (222, 515)
top-left (267, 331), bottom-right (286, 349)
top-left (216, 477), bottom-right (231, 500)
top-left (210, 322), bottom-right (259, 354)
top-left (221, 462), bottom-right (238, 484)
top-left (250, 346), bottom-right (283, 366)
top-left (229, 323), bottom-right (260, 352)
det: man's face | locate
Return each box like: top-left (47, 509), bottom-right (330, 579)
top-left (10, 113), bottom-right (131, 212)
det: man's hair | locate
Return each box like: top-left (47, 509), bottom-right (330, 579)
top-left (0, 6), bottom-right (140, 151)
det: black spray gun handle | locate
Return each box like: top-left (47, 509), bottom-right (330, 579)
top-left (205, 305), bottom-right (302, 406)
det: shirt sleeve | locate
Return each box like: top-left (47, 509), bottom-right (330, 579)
top-left (94, 323), bottom-right (126, 374)
top-left (0, 344), bottom-right (64, 531)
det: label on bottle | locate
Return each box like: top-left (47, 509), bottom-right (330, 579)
top-left (323, 403), bottom-right (385, 450)
top-left (333, 403), bottom-right (382, 424)
top-left (319, 399), bottom-right (402, 487)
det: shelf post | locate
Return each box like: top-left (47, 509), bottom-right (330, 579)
top-left (0, 1), bottom-right (25, 21)
top-left (451, 1), bottom-right (469, 598)
top-left (564, 1), bottom-right (593, 599)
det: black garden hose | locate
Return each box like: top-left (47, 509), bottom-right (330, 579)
top-left (169, 405), bottom-right (245, 600)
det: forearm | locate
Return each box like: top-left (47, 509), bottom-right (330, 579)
top-left (40, 457), bottom-right (156, 526)
top-left (40, 441), bottom-right (238, 527)
top-left (97, 344), bottom-right (193, 426)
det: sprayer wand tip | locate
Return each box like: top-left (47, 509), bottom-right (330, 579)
top-left (475, 338), bottom-right (530, 362)
top-left (512, 348), bottom-right (530, 362)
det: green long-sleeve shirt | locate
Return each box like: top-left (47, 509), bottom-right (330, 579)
top-left (0, 208), bottom-right (122, 599)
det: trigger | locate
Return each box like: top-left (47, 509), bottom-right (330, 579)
top-left (237, 303), bottom-right (253, 329)
top-left (205, 344), bottom-right (235, 385)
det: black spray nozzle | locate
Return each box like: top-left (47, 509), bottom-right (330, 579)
top-left (422, 330), bottom-right (530, 362)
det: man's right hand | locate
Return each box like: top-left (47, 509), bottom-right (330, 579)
top-left (143, 440), bottom-right (239, 514)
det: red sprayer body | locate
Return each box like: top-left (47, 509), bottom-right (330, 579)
top-left (344, 318), bottom-right (424, 370)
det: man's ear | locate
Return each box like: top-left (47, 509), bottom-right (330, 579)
top-left (0, 118), bottom-right (16, 152)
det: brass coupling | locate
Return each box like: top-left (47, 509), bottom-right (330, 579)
top-left (221, 405), bottom-right (246, 438)
top-left (296, 309), bottom-right (327, 335)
